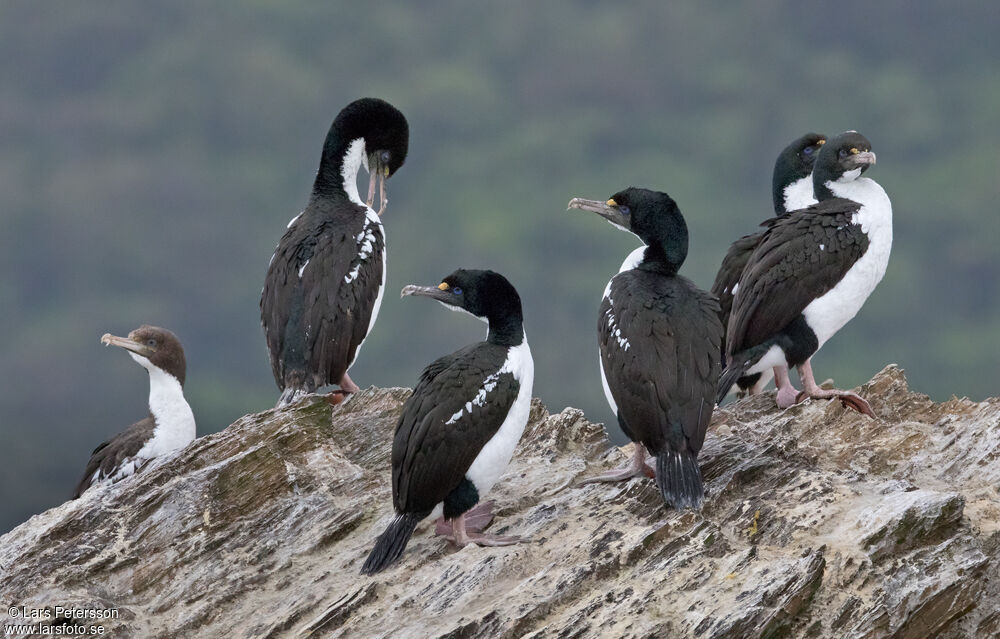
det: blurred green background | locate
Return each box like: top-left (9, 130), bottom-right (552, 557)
top-left (2, 2), bottom-right (997, 534)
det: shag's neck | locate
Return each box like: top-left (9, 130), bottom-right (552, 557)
top-left (779, 174), bottom-right (815, 214)
top-left (130, 353), bottom-right (196, 443)
top-left (487, 312), bottom-right (525, 347)
top-left (313, 136), bottom-right (369, 207)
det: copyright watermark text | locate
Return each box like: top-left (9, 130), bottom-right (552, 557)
top-left (5, 605), bottom-right (118, 636)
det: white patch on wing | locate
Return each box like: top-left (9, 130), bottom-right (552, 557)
top-left (465, 337), bottom-right (534, 497)
top-left (602, 293), bottom-right (630, 351)
top-left (803, 177), bottom-right (892, 349)
top-left (286, 212), bottom-right (303, 229)
top-left (783, 174), bottom-right (818, 212)
top-left (344, 209), bottom-right (382, 284)
top-left (298, 259), bottom-right (310, 278)
top-left (346, 211), bottom-right (387, 371)
top-left (731, 282), bottom-right (739, 295)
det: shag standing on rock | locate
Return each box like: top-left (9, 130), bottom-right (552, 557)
top-left (717, 132), bottom-right (891, 416)
top-left (361, 269), bottom-right (533, 574)
top-left (261, 98), bottom-right (409, 407)
top-left (712, 132), bottom-right (827, 396)
top-left (74, 326), bottom-right (195, 498)
top-left (568, 189), bottom-right (722, 510)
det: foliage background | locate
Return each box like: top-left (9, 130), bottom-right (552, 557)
top-left (2, 2), bottom-right (997, 533)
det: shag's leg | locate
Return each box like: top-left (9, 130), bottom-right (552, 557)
top-left (577, 443), bottom-right (656, 485)
top-left (774, 365), bottom-right (800, 409)
top-left (749, 367), bottom-right (776, 396)
top-left (338, 371), bottom-right (361, 394)
top-left (796, 359), bottom-right (875, 417)
top-left (435, 501), bottom-right (495, 536)
top-left (449, 511), bottom-right (525, 547)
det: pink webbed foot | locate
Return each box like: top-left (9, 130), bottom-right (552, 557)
top-left (442, 510), bottom-right (528, 547)
top-left (795, 388), bottom-right (875, 417)
top-left (434, 501), bottom-right (495, 536)
top-left (577, 443), bottom-right (654, 486)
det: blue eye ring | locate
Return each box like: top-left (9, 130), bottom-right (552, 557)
top-left (838, 149), bottom-right (848, 159)
top-left (452, 287), bottom-right (463, 295)
top-left (803, 146), bottom-right (814, 155)
top-left (381, 150), bottom-right (391, 163)
top-left (619, 205), bottom-right (631, 215)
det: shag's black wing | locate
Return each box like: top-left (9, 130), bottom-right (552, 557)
top-left (727, 199), bottom-right (868, 355)
top-left (711, 231), bottom-right (764, 331)
top-left (261, 206), bottom-right (384, 389)
top-left (73, 416), bottom-right (156, 498)
top-left (392, 343), bottom-right (519, 514)
top-left (600, 271), bottom-right (722, 456)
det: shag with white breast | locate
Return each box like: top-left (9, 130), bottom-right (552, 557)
top-left (568, 188), bottom-right (722, 510)
top-left (74, 326), bottom-right (196, 498)
top-left (261, 98), bottom-right (409, 407)
top-left (717, 131), bottom-right (891, 416)
top-left (361, 269), bottom-right (533, 574)
top-left (712, 133), bottom-right (826, 395)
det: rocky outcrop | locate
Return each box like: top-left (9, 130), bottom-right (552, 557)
top-left (2, 365), bottom-right (998, 638)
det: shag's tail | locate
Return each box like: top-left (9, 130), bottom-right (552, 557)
top-left (717, 362), bottom-right (750, 404)
top-left (360, 512), bottom-right (424, 575)
top-left (655, 450), bottom-right (704, 510)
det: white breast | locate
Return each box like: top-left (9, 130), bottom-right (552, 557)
top-left (129, 354), bottom-right (197, 460)
top-left (465, 337), bottom-right (534, 497)
top-left (802, 177), bottom-right (892, 349)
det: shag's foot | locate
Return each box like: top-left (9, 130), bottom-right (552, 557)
top-left (454, 531), bottom-right (525, 547)
top-left (324, 390), bottom-right (349, 406)
top-left (434, 501), bottom-right (495, 536)
top-left (577, 444), bottom-right (655, 485)
top-left (795, 358), bottom-right (874, 417)
top-left (776, 384), bottom-right (801, 409)
top-left (443, 510), bottom-right (527, 547)
top-left (796, 388), bottom-right (875, 417)
top-left (338, 372), bottom-right (361, 394)
top-left (577, 464), bottom-right (655, 485)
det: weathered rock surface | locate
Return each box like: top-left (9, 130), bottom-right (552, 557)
top-left (2, 365), bottom-right (998, 638)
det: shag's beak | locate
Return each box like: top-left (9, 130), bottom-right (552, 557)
top-left (567, 197), bottom-right (630, 229)
top-left (101, 333), bottom-right (154, 358)
top-left (851, 151), bottom-right (876, 167)
top-left (366, 154), bottom-right (390, 216)
top-left (400, 283), bottom-right (452, 303)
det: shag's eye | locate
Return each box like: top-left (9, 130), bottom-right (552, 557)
top-left (146, 339), bottom-right (157, 347)
top-left (380, 151), bottom-right (391, 163)
top-left (838, 149), bottom-right (849, 159)
top-left (618, 205), bottom-right (631, 216)
top-left (452, 287), bottom-right (463, 295)
top-left (803, 146), bottom-right (814, 155)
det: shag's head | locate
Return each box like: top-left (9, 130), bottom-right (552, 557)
top-left (773, 132), bottom-right (826, 213)
top-left (568, 187), bottom-right (688, 272)
top-left (101, 325), bottom-right (186, 385)
top-left (813, 131), bottom-right (876, 197)
top-left (401, 269), bottom-right (524, 343)
top-left (316, 98), bottom-right (409, 208)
